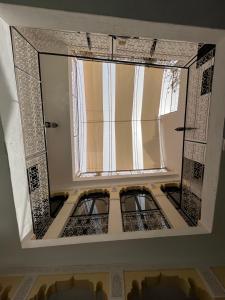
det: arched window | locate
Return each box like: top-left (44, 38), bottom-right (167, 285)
top-left (62, 190), bottom-right (109, 237)
top-left (120, 187), bottom-right (170, 232)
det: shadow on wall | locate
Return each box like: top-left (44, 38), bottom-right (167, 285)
top-left (0, 19), bottom-right (32, 240)
top-left (0, 118), bottom-right (21, 244)
top-left (127, 274), bottom-right (211, 300)
top-left (30, 277), bottom-right (107, 300)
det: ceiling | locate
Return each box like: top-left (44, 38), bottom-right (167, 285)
top-left (1, 0), bottom-right (225, 29)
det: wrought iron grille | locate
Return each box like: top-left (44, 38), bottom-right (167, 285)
top-left (61, 190), bottom-right (109, 237)
top-left (62, 214), bottom-right (108, 237)
top-left (122, 211), bottom-right (170, 232)
top-left (161, 184), bottom-right (200, 226)
top-left (120, 187), bottom-right (170, 232)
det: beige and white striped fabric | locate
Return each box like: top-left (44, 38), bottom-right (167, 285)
top-left (73, 59), bottom-right (164, 174)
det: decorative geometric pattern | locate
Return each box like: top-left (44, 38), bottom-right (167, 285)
top-left (122, 211), bottom-right (170, 232)
top-left (11, 27), bottom-right (51, 239)
top-left (15, 26), bottom-right (199, 67)
top-left (184, 141), bottom-right (206, 164)
top-left (196, 46), bottom-right (215, 68)
top-left (181, 156), bottom-right (204, 225)
top-left (61, 215), bottom-right (108, 237)
top-left (181, 44), bottom-right (215, 224)
top-left (26, 154), bottom-right (51, 239)
top-left (183, 158), bottom-right (204, 195)
top-left (15, 69), bottom-right (45, 158)
top-left (150, 39), bottom-right (198, 66)
top-left (161, 184), bottom-right (198, 226)
top-left (11, 28), bottom-right (40, 80)
top-left (185, 57), bottom-right (214, 143)
top-left (27, 165), bottom-right (40, 192)
top-left (193, 161), bottom-right (204, 179)
top-left (193, 95), bottom-right (211, 143)
top-left (181, 186), bottom-right (201, 225)
top-left (201, 65), bottom-right (214, 95)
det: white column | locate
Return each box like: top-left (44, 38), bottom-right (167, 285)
top-left (108, 191), bottom-right (123, 234)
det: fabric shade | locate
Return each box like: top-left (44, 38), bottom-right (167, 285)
top-left (74, 59), bottom-right (164, 174)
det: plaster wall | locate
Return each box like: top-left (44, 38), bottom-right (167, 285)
top-left (0, 17), bottom-right (32, 240)
top-left (160, 70), bottom-right (187, 175)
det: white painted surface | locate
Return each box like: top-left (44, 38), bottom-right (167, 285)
top-left (108, 199), bottom-right (123, 234)
top-left (0, 17), bottom-right (32, 240)
top-left (40, 54), bottom-right (73, 193)
top-left (160, 69), bottom-right (187, 176)
top-left (201, 36), bottom-right (225, 232)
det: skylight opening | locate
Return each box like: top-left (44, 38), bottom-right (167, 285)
top-left (72, 59), bottom-right (168, 180)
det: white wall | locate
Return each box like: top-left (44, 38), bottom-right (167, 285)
top-left (160, 70), bottom-right (187, 175)
top-left (0, 17), bottom-right (32, 240)
top-left (40, 55), bottom-right (74, 192)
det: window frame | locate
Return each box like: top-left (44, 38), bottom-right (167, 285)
top-left (120, 187), bottom-right (171, 232)
top-left (71, 191), bottom-right (110, 217)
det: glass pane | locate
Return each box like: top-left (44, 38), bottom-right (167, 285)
top-left (121, 189), bottom-right (158, 212)
top-left (137, 194), bottom-right (157, 210)
top-left (92, 198), bottom-right (109, 214)
top-left (121, 195), bottom-right (138, 212)
top-left (74, 199), bottom-right (93, 216)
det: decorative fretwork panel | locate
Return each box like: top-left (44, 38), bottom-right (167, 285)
top-left (183, 157), bottom-right (204, 197)
top-left (26, 154), bottom-right (51, 238)
top-left (11, 28), bottom-right (39, 80)
top-left (15, 26), bottom-right (199, 67)
top-left (181, 45), bottom-right (215, 226)
top-left (185, 56), bottom-right (214, 143)
top-left (201, 65), bottom-right (214, 95)
top-left (181, 186), bottom-right (201, 225)
top-left (122, 211), bottom-right (170, 232)
top-left (196, 46), bottom-right (215, 68)
top-left (15, 69), bottom-right (45, 158)
top-left (62, 215), bottom-right (108, 237)
top-left (113, 37), bottom-right (154, 61)
top-left (27, 165), bottom-right (40, 192)
top-left (11, 27), bottom-right (50, 239)
top-left (83, 33), bottom-right (112, 59)
top-left (185, 63), bottom-right (200, 141)
top-left (16, 27), bottom-right (88, 55)
top-left (184, 141), bottom-right (206, 164)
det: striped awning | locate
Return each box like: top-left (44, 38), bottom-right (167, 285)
top-left (72, 59), bottom-right (164, 175)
